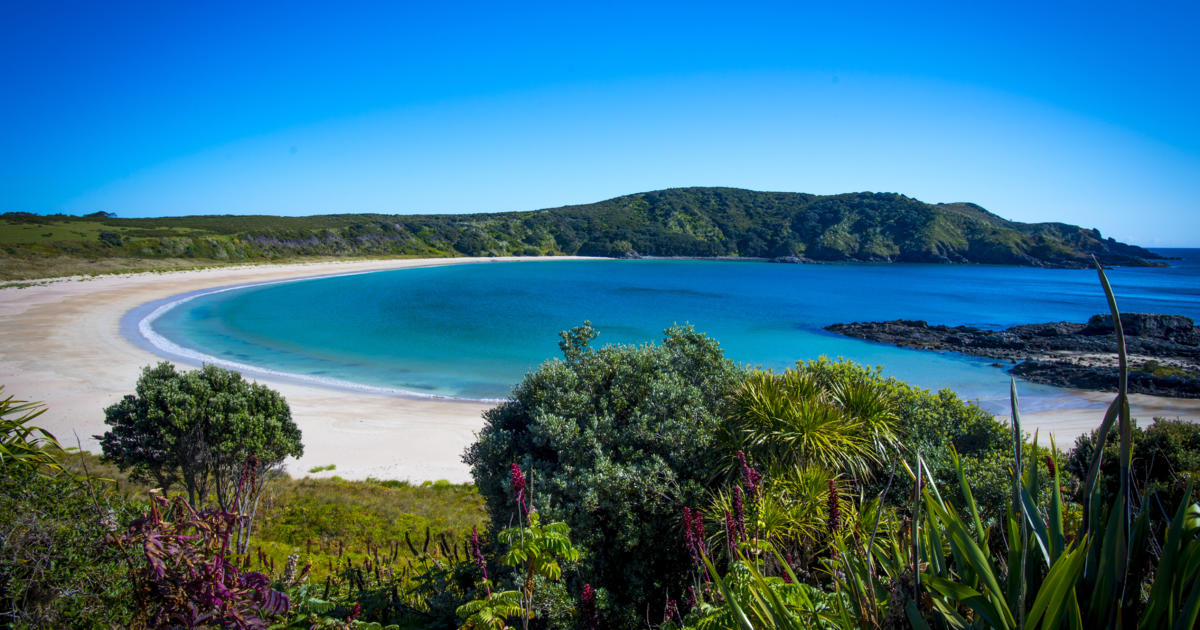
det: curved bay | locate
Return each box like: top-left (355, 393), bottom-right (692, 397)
top-left (149, 252), bottom-right (1200, 409)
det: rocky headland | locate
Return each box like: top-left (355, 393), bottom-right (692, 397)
top-left (825, 313), bottom-right (1200, 398)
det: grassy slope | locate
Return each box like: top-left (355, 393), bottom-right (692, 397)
top-left (62, 452), bottom-right (486, 582)
top-left (0, 187), bottom-right (1164, 279)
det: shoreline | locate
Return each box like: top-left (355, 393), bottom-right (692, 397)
top-left (0, 257), bottom-right (580, 483)
top-left (121, 266), bottom-right (505, 404)
top-left (2, 257), bottom-right (1199, 483)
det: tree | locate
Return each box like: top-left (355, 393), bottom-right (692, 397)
top-left (464, 323), bottom-right (742, 627)
top-left (99, 363), bottom-right (303, 524)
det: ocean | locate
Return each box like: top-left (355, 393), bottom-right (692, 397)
top-left (142, 249), bottom-right (1200, 413)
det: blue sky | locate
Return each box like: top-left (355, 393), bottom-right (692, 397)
top-left (2, 1), bottom-right (1198, 246)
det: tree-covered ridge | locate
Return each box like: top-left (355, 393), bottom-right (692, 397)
top-left (547, 188), bottom-right (1163, 266)
top-left (0, 187), bottom-right (1163, 278)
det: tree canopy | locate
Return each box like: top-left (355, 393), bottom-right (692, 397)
top-left (464, 323), bottom-right (743, 625)
top-left (98, 362), bottom-right (303, 510)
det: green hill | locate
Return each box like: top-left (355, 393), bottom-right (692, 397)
top-left (0, 187), bottom-right (1164, 279)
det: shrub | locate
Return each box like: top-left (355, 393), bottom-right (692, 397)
top-left (114, 492), bottom-right (290, 628)
top-left (1066, 417), bottom-right (1200, 520)
top-left (0, 463), bottom-right (140, 628)
top-left (463, 323), bottom-right (743, 627)
top-left (99, 362), bottom-right (303, 550)
top-left (793, 358), bottom-right (1014, 521)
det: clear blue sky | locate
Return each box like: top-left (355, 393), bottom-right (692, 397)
top-left (2, 1), bottom-right (1197, 246)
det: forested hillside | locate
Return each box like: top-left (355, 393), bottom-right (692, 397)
top-left (0, 187), bottom-right (1164, 279)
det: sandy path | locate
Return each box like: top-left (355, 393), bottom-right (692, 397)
top-left (2, 257), bottom-right (1198, 482)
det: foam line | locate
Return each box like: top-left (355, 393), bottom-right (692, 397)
top-left (130, 271), bottom-right (505, 404)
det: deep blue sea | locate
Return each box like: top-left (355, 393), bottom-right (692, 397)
top-left (146, 249), bottom-right (1200, 413)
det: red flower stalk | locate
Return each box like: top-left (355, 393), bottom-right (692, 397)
top-left (732, 486), bottom-right (746, 540)
top-left (237, 455), bottom-right (259, 501)
top-left (682, 507), bottom-right (707, 566)
top-left (682, 507), bottom-right (693, 541)
top-left (686, 585), bottom-right (698, 609)
top-left (736, 450), bottom-right (762, 511)
top-left (724, 509), bottom-right (741, 552)
top-left (510, 463), bottom-right (528, 516)
top-left (470, 526), bottom-right (488, 581)
top-left (581, 584), bottom-right (598, 630)
top-left (348, 602), bottom-right (362, 623)
top-left (827, 479), bottom-right (841, 533)
top-left (1044, 454), bottom-right (1057, 476)
top-left (664, 599), bottom-right (680, 623)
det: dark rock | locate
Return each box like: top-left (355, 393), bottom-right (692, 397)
top-left (1082, 313), bottom-right (1198, 344)
top-left (824, 313), bottom-right (1200, 398)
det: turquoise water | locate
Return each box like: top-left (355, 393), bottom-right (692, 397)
top-left (148, 249), bottom-right (1200, 412)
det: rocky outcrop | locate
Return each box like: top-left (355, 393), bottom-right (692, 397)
top-left (825, 314), bottom-right (1200, 398)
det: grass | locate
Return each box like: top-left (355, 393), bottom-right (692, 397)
top-left (1139, 359), bottom-right (1196, 379)
top-left (0, 253), bottom-right (438, 282)
top-left (59, 450), bottom-right (486, 583)
top-left (0, 255), bottom-right (245, 281)
top-left (308, 464), bottom-right (337, 473)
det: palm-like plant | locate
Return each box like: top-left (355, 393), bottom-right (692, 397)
top-left (828, 377), bottom-right (899, 459)
top-left (730, 369), bottom-right (899, 481)
top-left (0, 386), bottom-right (61, 472)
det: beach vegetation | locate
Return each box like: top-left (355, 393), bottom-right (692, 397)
top-left (114, 490), bottom-right (291, 628)
top-left (0, 440), bottom-right (141, 627)
top-left (0, 386), bottom-right (62, 473)
top-left (7, 260), bottom-right (1200, 627)
top-left (99, 362), bottom-right (303, 551)
top-left (465, 321), bottom-right (742, 625)
top-left (457, 464), bottom-right (582, 630)
top-left (726, 367), bottom-right (900, 481)
top-left (1066, 416), bottom-right (1200, 526)
top-left (99, 362), bottom-right (302, 506)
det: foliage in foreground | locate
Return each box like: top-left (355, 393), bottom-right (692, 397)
top-left (1066, 416), bottom-right (1200, 523)
top-left (465, 322), bottom-right (743, 624)
top-left (687, 259), bottom-right (1200, 629)
top-left (0, 461), bottom-right (141, 628)
top-left (7, 259), bottom-right (1200, 629)
top-left (115, 491), bottom-right (291, 629)
top-left (0, 386), bottom-right (61, 472)
top-left (457, 464), bottom-right (582, 630)
top-left (100, 362), bottom-right (304, 551)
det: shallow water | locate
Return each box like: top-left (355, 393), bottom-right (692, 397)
top-left (148, 249), bottom-right (1200, 412)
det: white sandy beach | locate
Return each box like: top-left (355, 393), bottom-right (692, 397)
top-left (2, 257), bottom-right (1199, 482)
top-left (0, 258), bottom-right (522, 483)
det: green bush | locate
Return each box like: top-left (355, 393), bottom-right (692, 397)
top-left (464, 323), bottom-right (743, 627)
top-left (0, 464), bottom-right (141, 627)
top-left (99, 362), bottom-right (304, 513)
top-left (1066, 417), bottom-right (1200, 520)
top-left (793, 358), bottom-right (1014, 522)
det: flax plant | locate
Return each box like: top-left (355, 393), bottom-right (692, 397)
top-left (688, 260), bottom-right (1200, 629)
top-left (0, 387), bottom-right (62, 473)
top-left (905, 258), bottom-right (1200, 629)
